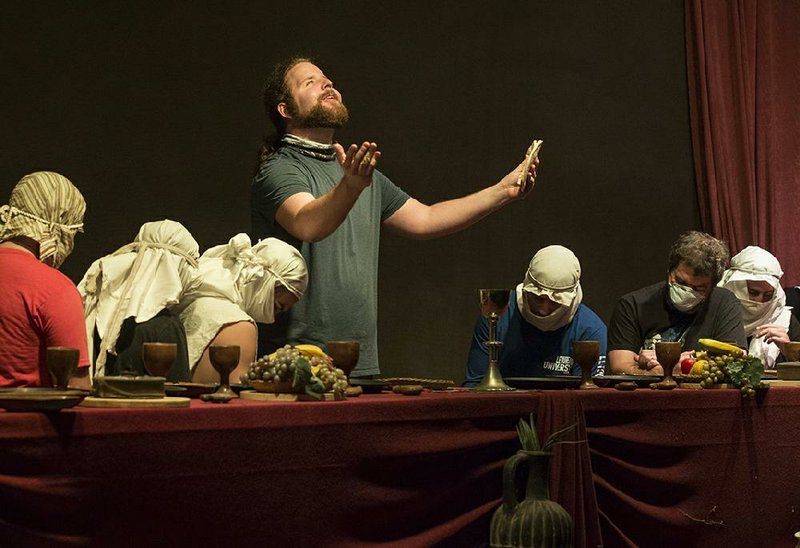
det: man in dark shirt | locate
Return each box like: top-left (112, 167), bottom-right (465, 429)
top-left (608, 231), bottom-right (746, 375)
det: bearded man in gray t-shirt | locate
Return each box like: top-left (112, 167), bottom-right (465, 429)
top-left (251, 57), bottom-right (539, 377)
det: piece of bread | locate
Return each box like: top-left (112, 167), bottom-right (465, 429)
top-left (517, 139), bottom-right (543, 186)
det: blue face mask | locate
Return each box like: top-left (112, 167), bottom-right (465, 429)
top-left (669, 282), bottom-right (705, 312)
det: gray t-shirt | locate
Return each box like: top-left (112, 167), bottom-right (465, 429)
top-left (251, 144), bottom-right (410, 376)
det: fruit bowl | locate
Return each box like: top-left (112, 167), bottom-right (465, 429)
top-left (248, 380), bottom-right (295, 393)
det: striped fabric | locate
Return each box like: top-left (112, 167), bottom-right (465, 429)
top-left (0, 171), bottom-right (85, 267)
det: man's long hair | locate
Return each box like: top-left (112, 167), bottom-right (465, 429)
top-left (256, 56), bottom-right (313, 166)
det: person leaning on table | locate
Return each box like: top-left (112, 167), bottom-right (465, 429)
top-left (79, 219), bottom-right (201, 381)
top-left (0, 171), bottom-right (91, 388)
top-left (175, 234), bottom-right (308, 384)
top-left (607, 231), bottom-right (746, 376)
top-left (463, 245), bottom-right (607, 387)
top-left (717, 245), bottom-right (800, 369)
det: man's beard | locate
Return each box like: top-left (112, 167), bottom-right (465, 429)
top-left (291, 98), bottom-right (349, 129)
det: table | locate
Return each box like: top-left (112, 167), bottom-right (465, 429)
top-left (1, 387), bottom-right (799, 547)
top-left (580, 386), bottom-right (800, 548)
top-left (0, 391), bottom-right (536, 547)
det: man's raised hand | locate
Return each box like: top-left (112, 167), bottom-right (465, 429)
top-left (335, 141), bottom-right (381, 191)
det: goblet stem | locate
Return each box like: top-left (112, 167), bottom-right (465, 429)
top-left (654, 341), bottom-right (681, 390)
top-left (215, 369), bottom-right (235, 397)
top-left (475, 314), bottom-right (515, 391)
top-left (572, 341), bottom-right (600, 390)
top-left (209, 345), bottom-right (240, 399)
top-left (579, 363), bottom-right (599, 390)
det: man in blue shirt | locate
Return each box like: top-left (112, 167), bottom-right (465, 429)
top-left (464, 245), bottom-right (607, 386)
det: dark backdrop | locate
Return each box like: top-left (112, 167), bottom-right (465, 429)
top-left (0, 1), bottom-right (698, 382)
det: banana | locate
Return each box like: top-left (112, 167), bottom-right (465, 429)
top-left (698, 338), bottom-right (745, 357)
top-left (263, 344), bottom-right (323, 359)
top-left (295, 344), bottom-right (329, 359)
top-left (261, 344), bottom-right (332, 370)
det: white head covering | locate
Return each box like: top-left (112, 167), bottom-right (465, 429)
top-left (717, 245), bottom-right (790, 368)
top-left (78, 220), bottom-right (201, 375)
top-left (0, 171), bottom-right (85, 268)
top-left (516, 245), bottom-right (583, 332)
top-left (242, 237), bottom-right (308, 322)
top-left (177, 234), bottom-right (308, 369)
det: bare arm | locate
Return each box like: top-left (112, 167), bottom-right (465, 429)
top-left (609, 349), bottom-right (693, 376)
top-left (276, 142), bottom-right (381, 242)
top-left (383, 157), bottom-right (539, 239)
top-left (608, 349), bottom-right (652, 375)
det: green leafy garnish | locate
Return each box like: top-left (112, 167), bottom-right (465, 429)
top-left (291, 356), bottom-right (326, 400)
top-left (726, 355), bottom-right (765, 389)
top-left (516, 413), bottom-right (581, 452)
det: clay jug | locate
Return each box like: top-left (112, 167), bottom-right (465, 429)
top-left (490, 450), bottom-right (574, 548)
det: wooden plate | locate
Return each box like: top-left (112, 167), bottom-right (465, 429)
top-left (0, 388), bottom-right (86, 412)
top-left (247, 380), bottom-right (295, 393)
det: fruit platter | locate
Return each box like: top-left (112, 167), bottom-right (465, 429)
top-left (677, 338), bottom-right (767, 399)
top-left (240, 344), bottom-right (349, 401)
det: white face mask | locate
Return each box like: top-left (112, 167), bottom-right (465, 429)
top-left (527, 304), bottom-right (571, 332)
top-left (669, 282), bottom-right (705, 312)
top-left (740, 298), bottom-right (772, 319)
top-left (517, 285), bottom-right (580, 332)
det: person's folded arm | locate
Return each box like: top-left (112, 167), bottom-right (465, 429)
top-left (607, 297), bottom-right (655, 374)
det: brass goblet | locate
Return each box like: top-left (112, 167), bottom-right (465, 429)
top-left (572, 341), bottom-right (600, 390)
top-left (475, 289), bottom-right (515, 392)
top-left (326, 341), bottom-right (360, 377)
top-left (142, 342), bottom-right (177, 378)
top-left (209, 345), bottom-right (240, 398)
top-left (654, 341), bottom-right (682, 390)
top-left (47, 346), bottom-right (80, 390)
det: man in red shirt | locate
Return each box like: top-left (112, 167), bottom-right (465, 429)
top-left (0, 171), bottom-right (90, 388)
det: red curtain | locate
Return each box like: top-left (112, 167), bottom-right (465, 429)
top-left (685, 0), bottom-right (800, 285)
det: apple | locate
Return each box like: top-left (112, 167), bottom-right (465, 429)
top-left (680, 357), bottom-right (696, 375)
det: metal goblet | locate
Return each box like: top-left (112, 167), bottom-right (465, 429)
top-left (142, 342), bottom-right (177, 378)
top-left (654, 341), bottom-right (682, 390)
top-left (46, 346), bottom-right (80, 390)
top-left (474, 289), bottom-right (515, 392)
top-left (572, 340), bottom-right (600, 390)
top-left (209, 345), bottom-right (240, 399)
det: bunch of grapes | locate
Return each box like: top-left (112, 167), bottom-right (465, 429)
top-left (316, 364), bottom-right (349, 396)
top-left (697, 351), bottom-right (760, 399)
top-left (698, 352), bottom-right (733, 388)
top-left (738, 382), bottom-right (757, 399)
top-left (243, 345), bottom-right (300, 384)
top-left (242, 345), bottom-right (349, 397)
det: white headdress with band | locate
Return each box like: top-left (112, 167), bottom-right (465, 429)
top-left (0, 171), bottom-right (85, 268)
top-left (177, 234), bottom-right (308, 370)
top-left (516, 245), bottom-right (583, 332)
top-left (78, 220), bottom-right (201, 376)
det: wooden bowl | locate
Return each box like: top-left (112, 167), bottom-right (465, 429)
top-left (325, 340), bottom-right (360, 377)
top-left (248, 379), bottom-right (295, 393)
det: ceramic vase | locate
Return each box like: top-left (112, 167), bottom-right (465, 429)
top-left (490, 450), bottom-right (574, 548)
